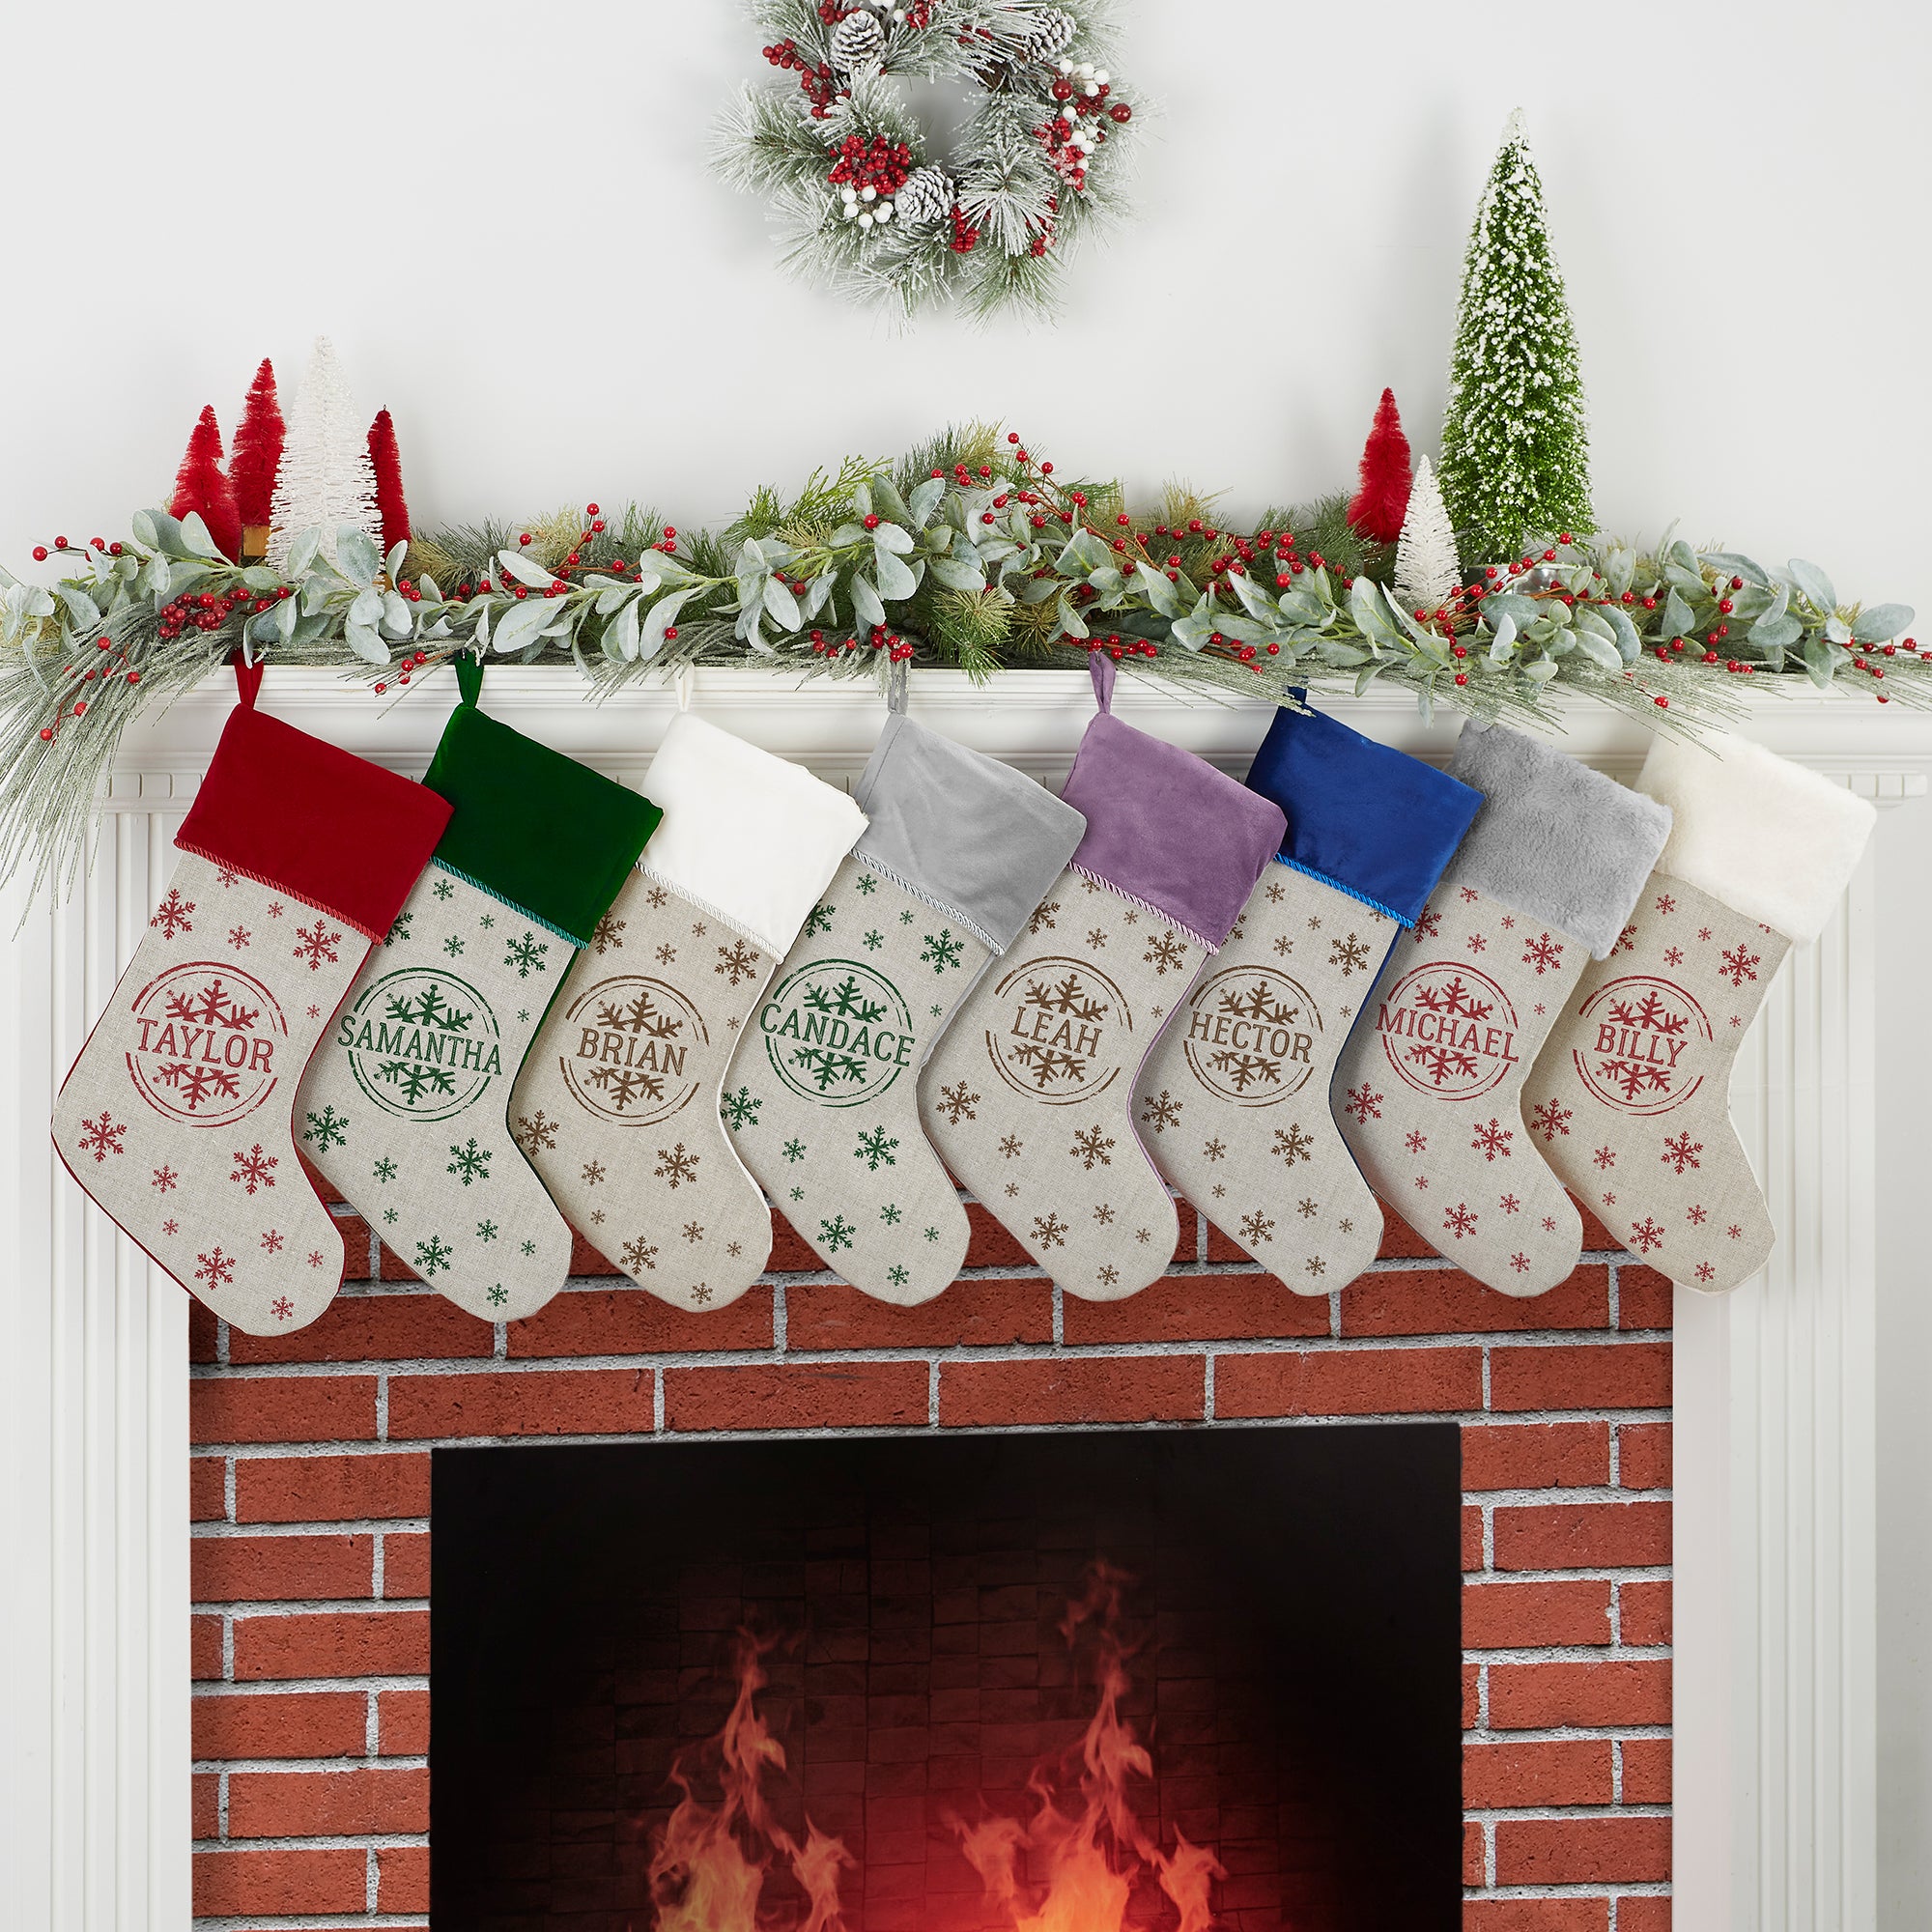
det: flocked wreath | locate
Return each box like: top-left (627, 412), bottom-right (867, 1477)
top-left (718, 0), bottom-right (1136, 319)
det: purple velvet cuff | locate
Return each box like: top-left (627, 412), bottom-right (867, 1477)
top-left (1060, 678), bottom-right (1286, 951)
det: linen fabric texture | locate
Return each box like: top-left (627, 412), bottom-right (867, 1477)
top-left (52, 669), bottom-right (450, 1333)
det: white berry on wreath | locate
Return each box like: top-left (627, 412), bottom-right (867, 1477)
top-left (718, 0), bottom-right (1141, 321)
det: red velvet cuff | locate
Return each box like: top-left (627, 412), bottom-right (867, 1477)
top-left (174, 667), bottom-right (450, 939)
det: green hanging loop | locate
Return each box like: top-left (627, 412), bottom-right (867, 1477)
top-left (454, 652), bottom-right (484, 708)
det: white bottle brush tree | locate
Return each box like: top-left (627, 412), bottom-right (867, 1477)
top-left (1437, 109), bottom-right (1593, 558)
top-left (1395, 456), bottom-right (1460, 614)
top-left (268, 337), bottom-right (381, 566)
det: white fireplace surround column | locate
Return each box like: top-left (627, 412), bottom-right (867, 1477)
top-left (1, 668), bottom-right (1920, 1930)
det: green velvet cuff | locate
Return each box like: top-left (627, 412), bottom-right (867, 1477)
top-left (422, 700), bottom-right (660, 947)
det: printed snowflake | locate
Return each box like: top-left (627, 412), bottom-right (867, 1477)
top-left (1688, 1204), bottom-right (1708, 1225)
top-left (1465, 933), bottom-right (1489, 953)
top-left (1529, 1099), bottom-right (1573, 1142)
top-left (899, 910), bottom-right (915, 924)
top-left (721, 1087), bottom-right (762, 1133)
top-left (1239, 1209), bottom-right (1276, 1245)
top-left (1404, 1130), bottom-right (1429, 1156)
top-left (792, 1046), bottom-right (869, 1092)
top-left (1413, 907), bottom-right (1442, 941)
top-left (486, 1285), bottom-right (509, 1306)
top-left (269, 1293), bottom-right (293, 1320)
top-left (302, 1106), bottom-right (350, 1151)
top-left (1201, 1137), bottom-right (1227, 1164)
top-left (934, 1081), bottom-right (980, 1124)
top-left (999, 1134), bottom-right (1024, 1159)
top-left (1305, 1256), bottom-right (1327, 1278)
top-left (163, 976), bottom-right (260, 1032)
top-left (1596, 1057), bottom-right (1674, 1103)
top-left (476, 1220), bottom-right (498, 1243)
top-left (656, 944), bottom-right (677, 965)
top-left (384, 911), bottom-right (412, 946)
top-left (446, 1138), bottom-right (492, 1186)
top-left (378, 1061), bottom-right (459, 1108)
top-left (1606, 989), bottom-right (1688, 1037)
top-left (371, 1156), bottom-right (397, 1183)
top-left (1499, 1194), bottom-right (1520, 1214)
top-left (888, 1265), bottom-right (909, 1287)
top-left (1342, 1084), bottom-right (1383, 1123)
top-left (1469, 1118), bottom-right (1514, 1162)
top-left (1441, 1202), bottom-right (1479, 1241)
top-left (1329, 932), bottom-right (1372, 978)
top-left (1520, 931), bottom-right (1565, 976)
top-left (1274, 935), bottom-right (1294, 956)
top-left (503, 931), bottom-right (549, 979)
top-left (194, 1246), bottom-right (236, 1288)
top-left (715, 940), bottom-right (762, 986)
top-left (1656, 893), bottom-right (1678, 916)
top-left (595, 988), bottom-right (683, 1039)
top-left (1593, 1146), bottom-right (1617, 1170)
top-left (1144, 930), bottom-right (1188, 976)
top-left (820, 1214), bottom-right (856, 1254)
top-left (229, 1144), bottom-right (278, 1193)
top-left (621, 1236), bottom-right (660, 1274)
top-left (880, 1204), bottom-right (901, 1225)
top-left (1661, 1131), bottom-right (1704, 1175)
top-left (655, 1143), bottom-right (700, 1189)
top-left (1086, 928), bottom-right (1108, 951)
top-left (1728, 1224), bottom-right (1744, 1240)
top-left (854, 1125), bottom-right (899, 1170)
top-left (782, 1139), bottom-right (807, 1163)
top-left (577, 1161), bottom-right (604, 1190)
top-left (850, 871), bottom-right (877, 896)
top-left (1297, 1198), bottom-right (1319, 1219)
top-left (152, 1062), bottom-right (242, 1113)
top-left (162, 1219), bottom-right (178, 1236)
top-left (1023, 972), bottom-right (1108, 1024)
top-left (922, 928), bottom-right (966, 974)
top-left (1719, 943), bottom-right (1761, 987)
top-left (1695, 1263), bottom-right (1716, 1283)
top-left (151, 1165), bottom-right (178, 1192)
top-left (1069, 1125), bottom-right (1115, 1170)
top-left (149, 888), bottom-right (195, 939)
top-left (805, 975), bottom-right (887, 1025)
top-left (1509, 1253), bottom-right (1531, 1275)
top-left (1273, 1123), bottom-right (1314, 1167)
top-left (690, 1281), bottom-right (713, 1304)
top-left (267, 901), bottom-right (284, 918)
top-left (413, 1235), bottom-right (454, 1278)
top-left (227, 926), bottom-right (250, 950)
top-left (384, 982), bottom-right (471, 1033)
top-left (1501, 915), bottom-right (1516, 929)
top-left (1208, 1047), bottom-right (1283, 1094)
top-left (646, 885), bottom-right (668, 907)
top-left (1032, 1211), bottom-right (1068, 1250)
top-left (1140, 1090), bottom-right (1183, 1134)
top-left (1664, 946), bottom-right (1684, 966)
top-left (1094, 1264), bottom-right (1120, 1288)
top-left (1093, 1204), bottom-right (1115, 1224)
top-left (1407, 1041), bottom-right (1480, 1087)
top-left (513, 1110), bottom-right (558, 1153)
top-left (1612, 924), bottom-right (1637, 955)
top-left (1629, 1217), bottom-right (1665, 1255)
top-left (864, 930), bottom-right (883, 952)
top-left (75, 1113), bottom-right (127, 1162)
top-left (292, 922), bottom-right (342, 971)
top-left (591, 913), bottom-right (626, 954)
top-left (804, 902), bottom-right (835, 937)
top-left (479, 914), bottom-right (495, 930)
top-left (433, 879), bottom-right (455, 901)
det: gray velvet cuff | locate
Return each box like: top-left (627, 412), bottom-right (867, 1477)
top-left (854, 715), bottom-right (1087, 952)
top-left (1445, 722), bottom-right (1674, 958)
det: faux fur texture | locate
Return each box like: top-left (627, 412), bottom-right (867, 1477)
top-left (1447, 722), bottom-right (1674, 958)
top-left (1637, 730), bottom-right (1875, 942)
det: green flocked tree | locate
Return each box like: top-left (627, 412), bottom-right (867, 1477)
top-left (1438, 110), bottom-right (1593, 557)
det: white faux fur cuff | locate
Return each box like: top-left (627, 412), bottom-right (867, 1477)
top-left (1637, 731), bottom-right (1875, 943)
top-left (639, 713), bottom-right (867, 954)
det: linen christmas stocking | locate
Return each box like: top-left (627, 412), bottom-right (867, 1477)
top-left (511, 710), bottom-right (865, 1310)
top-left (294, 660), bottom-right (658, 1321)
top-left (1135, 698), bottom-right (1481, 1291)
top-left (1526, 731), bottom-right (1874, 1292)
top-left (1333, 722), bottom-right (1672, 1295)
top-left (725, 701), bottom-right (1084, 1303)
top-left (921, 654), bottom-right (1285, 1301)
top-left (50, 662), bottom-right (449, 1333)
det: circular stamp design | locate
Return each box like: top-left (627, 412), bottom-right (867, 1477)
top-left (1180, 964), bottom-right (1321, 1107)
top-left (560, 975), bottom-right (707, 1125)
top-left (125, 961), bottom-right (288, 1128)
top-left (333, 967), bottom-right (502, 1122)
top-left (1376, 960), bottom-right (1520, 1102)
top-left (760, 958), bottom-right (915, 1108)
top-left (1572, 974), bottom-right (1711, 1118)
top-left (984, 954), bottom-right (1131, 1106)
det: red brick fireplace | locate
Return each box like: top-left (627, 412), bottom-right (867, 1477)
top-left (187, 1182), bottom-right (1671, 1929)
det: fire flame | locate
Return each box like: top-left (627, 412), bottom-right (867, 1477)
top-left (645, 1562), bottom-right (1219, 1932)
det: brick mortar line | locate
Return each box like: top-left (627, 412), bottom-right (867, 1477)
top-left (193, 1756), bottom-right (428, 1773)
top-left (191, 1833), bottom-right (427, 1851)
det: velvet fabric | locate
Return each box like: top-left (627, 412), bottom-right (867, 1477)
top-left (174, 661), bottom-right (450, 940)
top-left (1246, 698), bottom-right (1483, 926)
top-left (1058, 657), bottom-right (1286, 949)
top-left (855, 714), bottom-right (1087, 951)
top-left (423, 680), bottom-right (660, 947)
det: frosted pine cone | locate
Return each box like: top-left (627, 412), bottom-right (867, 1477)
top-left (895, 165), bottom-right (955, 225)
top-left (1012, 6), bottom-right (1076, 62)
top-left (830, 10), bottom-right (887, 71)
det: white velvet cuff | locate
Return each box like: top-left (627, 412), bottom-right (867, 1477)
top-left (638, 713), bottom-right (867, 954)
top-left (1637, 730), bottom-right (1875, 943)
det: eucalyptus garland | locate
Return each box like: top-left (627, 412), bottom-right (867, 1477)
top-left (718, 0), bottom-right (1136, 318)
top-left (0, 422), bottom-right (1920, 901)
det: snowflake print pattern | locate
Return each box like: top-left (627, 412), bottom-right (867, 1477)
top-left (934, 1082), bottom-right (980, 1125)
top-left (1328, 932), bottom-right (1372, 978)
top-left (590, 913), bottom-right (625, 954)
top-left (446, 1138), bottom-right (492, 1186)
top-left (149, 889), bottom-right (195, 939)
top-left (1143, 930), bottom-right (1188, 977)
top-left (302, 1106), bottom-right (350, 1151)
top-left (804, 902), bottom-right (835, 938)
top-left (715, 941), bottom-right (761, 987)
top-left (503, 931), bottom-right (549, 979)
top-left (228, 927), bottom-right (250, 951)
top-left (1239, 1209), bottom-right (1275, 1245)
top-left (1661, 1131), bottom-right (1703, 1175)
top-left (1629, 1217), bottom-right (1665, 1254)
top-left (1594, 1146), bottom-right (1617, 1169)
top-left (261, 1230), bottom-right (285, 1254)
top-left (853, 1126), bottom-right (898, 1170)
top-left (228, 1144), bottom-right (278, 1193)
top-left (75, 1113), bottom-right (127, 1162)
top-left (293, 922), bottom-right (343, 971)
top-left (819, 1215), bottom-right (856, 1254)
top-left (513, 1111), bottom-right (558, 1153)
top-left (1273, 1123), bottom-right (1314, 1167)
top-left (1719, 943), bottom-right (1761, 988)
top-left (152, 1165), bottom-right (178, 1192)
top-left (1529, 1099), bottom-right (1573, 1143)
top-left (1032, 1212), bottom-right (1068, 1250)
top-left (721, 1087), bottom-right (761, 1133)
top-left (1343, 1085), bottom-right (1383, 1123)
top-left (1441, 1202), bottom-right (1478, 1240)
top-left (922, 928), bottom-right (966, 974)
top-left (1469, 1119), bottom-right (1514, 1162)
top-left (1520, 931), bottom-right (1564, 976)
top-left (194, 1246), bottom-right (236, 1289)
top-left (414, 1235), bottom-right (454, 1278)
top-left (1140, 1090), bottom-right (1182, 1134)
top-left (1069, 1125), bottom-right (1115, 1170)
top-left (654, 1144), bottom-right (699, 1189)
top-left (620, 1236), bottom-right (660, 1275)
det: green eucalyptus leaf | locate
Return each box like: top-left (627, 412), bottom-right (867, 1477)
top-left (1601, 604), bottom-right (1642, 663)
top-left (1826, 613), bottom-right (1853, 645)
top-left (1523, 657), bottom-right (1559, 682)
top-left (852, 481), bottom-right (873, 521)
top-left (385, 541), bottom-right (410, 582)
top-left (829, 524), bottom-right (867, 547)
top-left (851, 574), bottom-right (886, 628)
top-left (1749, 612), bottom-right (1803, 651)
top-left (763, 573), bottom-right (803, 632)
top-left (871, 520), bottom-right (916, 555)
top-left (285, 529), bottom-right (323, 580)
top-left (869, 475), bottom-right (911, 526)
top-left (930, 557), bottom-right (985, 593)
top-left (129, 510), bottom-right (159, 550)
top-left (638, 587), bottom-right (696, 664)
top-left (1353, 661), bottom-right (1385, 696)
top-left (1570, 629), bottom-right (1622, 671)
top-left (381, 590), bottom-right (414, 638)
top-left (802, 572), bottom-right (836, 620)
top-left (495, 547), bottom-right (554, 589)
top-left (873, 544), bottom-right (919, 602)
top-left (58, 585), bottom-right (100, 629)
top-left (1801, 636), bottom-right (1837, 690)
top-left (1702, 550), bottom-right (1768, 588)
top-left (344, 618), bottom-right (390, 665)
top-left (1056, 592), bottom-right (1089, 640)
top-left (240, 565), bottom-right (282, 591)
top-left (1852, 602), bottom-right (1914, 643)
top-left (1018, 576), bottom-right (1060, 605)
top-left (491, 597), bottom-right (557, 655)
top-left (1662, 589), bottom-right (1696, 640)
top-left (1134, 561), bottom-right (1183, 618)
top-left (1487, 613), bottom-right (1518, 665)
top-left (146, 509), bottom-right (189, 557)
top-left (1788, 558), bottom-right (1836, 611)
top-left (1483, 592), bottom-right (1540, 628)
top-left (908, 476), bottom-right (945, 526)
top-left (272, 595), bottom-right (298, 644)
top-left (603, 595), bottom-right (639, 663)
top-left (349, 586), bottom-right (384, 627)
top-left (336, 528), bottom-right (382, 588)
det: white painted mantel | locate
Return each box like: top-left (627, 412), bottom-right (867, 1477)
top-left (3, 668), bottom-right (1922, 1931)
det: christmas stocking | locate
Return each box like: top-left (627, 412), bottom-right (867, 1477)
top-left (293, 659), bottom-right (658, 1321)
top-left (50, 662), bottom-right (449, 1333)
top-left (724, 697), bottom-right (1085, 1303)
top-left (1134, 698), bottom-right (1481, 1290)
top-left (1525, 731), bottom-right (1874, 1291)
top-left (921, 654), bottom-right (1285, 1300)
top-left (1333, 721), bottom-right (1672, 1295)
top-left (511, 710), bottom-right (865, 1310)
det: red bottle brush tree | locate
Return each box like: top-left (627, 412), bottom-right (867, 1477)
top-left (169, 406), bottom-right (242, 563)
top-left (367, 408), bottom-right (410, 554)
top-left (230, 358), bottom-right (285, 550)
top-left (1346, 387), bottom-right (1414, 545)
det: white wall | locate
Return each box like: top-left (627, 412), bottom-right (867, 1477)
top-left (1, 0), bottom-right (1927, 1916)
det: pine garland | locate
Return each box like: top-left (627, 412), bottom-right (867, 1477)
top-left (0, 425), bottom-right (1919, 903)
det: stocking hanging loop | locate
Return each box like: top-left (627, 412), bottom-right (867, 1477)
top-left (673, 666), bottom-right (694, 713)
top-left (230, 651), bottom-right (264, 710)
top-left (887, 654), bottom-right (910, 716)
top-left (1088, 649), bottom-right (1116, 714)
top-left (454, 651), bottom-right (484, 708)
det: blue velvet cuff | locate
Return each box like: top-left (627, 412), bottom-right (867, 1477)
top-left (1244, 697), bottom-right (1483, 927)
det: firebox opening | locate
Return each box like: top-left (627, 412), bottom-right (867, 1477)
top-left (432, 1426), bottom-right (1463, 1930)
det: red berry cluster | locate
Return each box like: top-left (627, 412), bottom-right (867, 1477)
top-left (827, 133), bottom-right (913, 198)
top-left (373, 650), bottom-right (432, 696)
top-left (157, 582), bottom-right (292, 642)
top-left (30, 535), bottom-right (121, 566)
top-left (809, 625), bottom-right (914, 664)
top-left (763, 37), bottom-right (843, 115)
top-left (949, 204), bottom-right (980, 253)
top-left (1034, 86), bottom-right (1128, 194)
